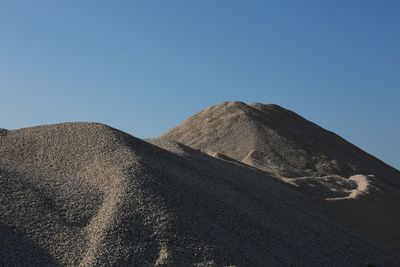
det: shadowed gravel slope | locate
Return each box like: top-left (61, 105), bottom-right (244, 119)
top-left (1, 123), bottom-right (399, 266)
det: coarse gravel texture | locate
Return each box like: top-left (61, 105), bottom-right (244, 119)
top-left (1, 122), bottom-right (399, 266)
top-left (160, 101), bottom-right (400, 253)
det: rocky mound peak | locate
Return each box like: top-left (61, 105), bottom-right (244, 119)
top-left (161, 102), bottom-right (399, 182)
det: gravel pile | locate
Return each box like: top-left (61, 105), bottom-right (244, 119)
top-left (160, 101), bottom-right (400, 253)
top-left (1, 122), bottom-right (399, 266)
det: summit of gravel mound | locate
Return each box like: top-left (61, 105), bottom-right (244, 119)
top-left (161, 101), bottom-right (399, 181)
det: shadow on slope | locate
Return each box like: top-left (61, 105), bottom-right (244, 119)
top-left (0, 224), bottom-right (60, 266)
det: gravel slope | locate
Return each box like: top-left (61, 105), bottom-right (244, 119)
top-left (1, 122), bottom-right (399, 266)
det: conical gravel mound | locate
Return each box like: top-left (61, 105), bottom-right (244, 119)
top-left (160, 101), bottom-right (400, 253)
top-left (161, 101), bottom-right (399, 181)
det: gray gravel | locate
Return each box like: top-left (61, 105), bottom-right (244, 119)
top-left (1, 122), bottom-right (399, 266)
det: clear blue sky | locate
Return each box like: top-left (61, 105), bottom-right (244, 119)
top-left (0, 1), bottom-right (399, 169)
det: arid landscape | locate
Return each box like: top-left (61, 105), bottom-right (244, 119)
top-left (1, 102), bottom-right (399, 266)
top-left (2, 0), bottom-right (400, 265)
